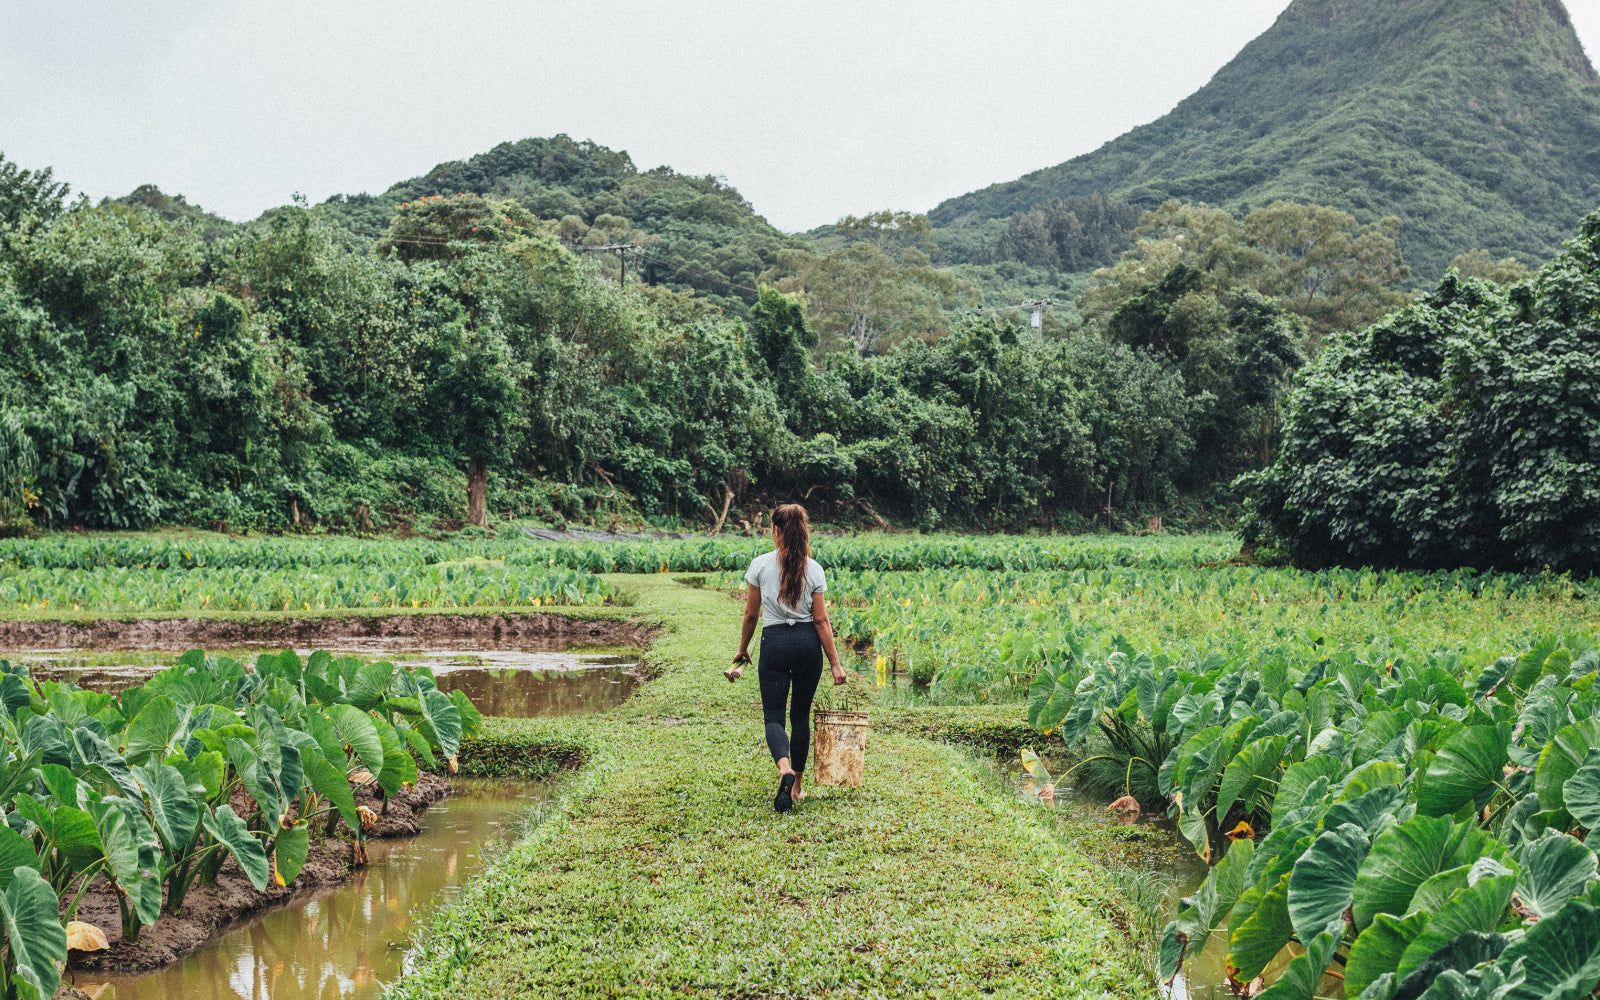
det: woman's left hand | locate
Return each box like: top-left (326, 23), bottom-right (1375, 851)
top-left (831, 664), bottom-right (847, 686)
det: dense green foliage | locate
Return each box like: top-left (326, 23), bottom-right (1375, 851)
top-left (0, 647), bottom-right (478, 998)
top-left (309, 135), bottom-right (796, 314)
top-left (0, 167), bottom-right (1281, 531)
top-left (1240, 210), bottom-right (1600, 573)
top-left (1030, 634), bottom-right (1600, 999)
top-left (931, 0), bottom-right (1600, 284)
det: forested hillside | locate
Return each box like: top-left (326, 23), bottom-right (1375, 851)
top-left (305, 136), bottom-right (797, 315)
top-left (932, 0), bottom-right (1600, 283)
top-left (0, 151), bottom-right (1322, 536)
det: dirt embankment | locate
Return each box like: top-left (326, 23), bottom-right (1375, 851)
top-left (0, 612), bottom-right (658, 651)
top-left (68, 773), bottom-right (452, 974)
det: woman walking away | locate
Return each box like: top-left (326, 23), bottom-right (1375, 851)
top-left (727, 504), bottom-right (847, 812)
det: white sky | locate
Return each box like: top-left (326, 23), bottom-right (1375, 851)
top-left (3, 1), bottom-right (1598, 233)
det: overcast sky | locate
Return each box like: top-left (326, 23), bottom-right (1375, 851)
top-left (4, 1), bottom-right (1598, 233)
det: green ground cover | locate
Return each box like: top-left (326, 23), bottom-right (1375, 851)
top-left (394, 575), bottom-right (1156, 999)
top-left (12, 530), bottom-right (1598, 997)
top-left (761, 562), bottom-right (1598, 703)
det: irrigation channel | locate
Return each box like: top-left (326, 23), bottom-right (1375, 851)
top-left (1006, 758), bottom-right (1313, 1000)
top-left (77, 778), bottom-right (546, 1000)
top-left (0, 638), bottom-right (639, 1000)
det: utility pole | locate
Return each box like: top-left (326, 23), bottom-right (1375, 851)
top-left (1021, 298), bottom-right (1054, 342)
top-left (567, 242), bottom-right (644, 285)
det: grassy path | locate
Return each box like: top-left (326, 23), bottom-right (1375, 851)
top-left (395, 575), bottom-right (1155, 999)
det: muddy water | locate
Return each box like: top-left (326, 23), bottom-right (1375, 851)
top-left (1009, 764), bottom-right (1325, 1000)
top-left (77, 779), bottom-right (543, 1000)
top-left (9, 642), bottom-right (642, 718)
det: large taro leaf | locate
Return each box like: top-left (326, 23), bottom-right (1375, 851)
top-left (0, 672), bottom-right (32, 718)
top-left (226, 738), bottom-right (282, 825)
top-left (1256, 917), bottom-right (1344, 1000)
top-left (71, 726), bottom-right (143, 801)
top-left (447, 688), bottom-right (483, 736)
top-left (1347, 911), bottom-right (1430, 999)
top-left (377, 744), bottom-right (417, 799)
top-left (1496, 899), bottom-right (1600, 1000)
top-left (1512, 830), bottom-right (1597, 919)
top-left (1354, 814), bottom-right (1454, 929)
top-left (272, 823), bottom-right (309, 886)
top-left (1273, 758), bottom-right (1344, 827)
top-left (1395, 875), bottom-right (1514, 983)
top-left (300, 749), bottom-right (359, 833)
top-left (1408, 865), bottom-right (1473, 918)
top-left (1247, 818), bottom-right (1319, 891)
top-left (12, 796), bottom-right (99, 874)
top-left (89, 796), bottom-right (161, 927)
top-left (1509, 639), bottom-right (1565, 694)
top-left (345, 661), bottom-right (397, 711)
top-left (246, 704), bottom-right (289, 781)
top-left (1218, 735), bottom-right (1287, 821)
top-left (20, 714), bottom-right (69, 770)
top-left (1229, 872), bottom-right (1295, 983)
top-left (1390, 933), bottom-right (1509, 1000)
top-left (123, 696), bottom-right (181, 766)
top-left (395, 723), bottom-right (437, 770)
top-left (202, 806), bottom-right (268, 892)
top-left (1322, 785), bottom-right (1406, 842)
top-left (1562, 748), bottom-right (1600, 830)
top-left (132, 762), bottom-right (201, 857)
top-left (0, 866), bottom-right (66, 1000)
top-left (0, 827), bottom-right (40, 891)
top-left (1288, 822), bottom-right (1368, 943)
top-left (1418, 726), bottom-right (1509, 817)
top-left (1534, 718), bottom-right (1600, 813)
top-left (1026, 654), bottom-right (1077, 734)
top-left (1413, 961), bottom-right (1527, 1000)
top-left (1339, 760), bottom-right (1407, 804)
top-left (171, 749), bottom-right (225, 802)
top-left (418, 689), bottom-right (462, 760)
top-left (1352, 712), bottom-right (1408, 767)
top-left (1159, 839), bottom-right (1254, 981)
top-left (327, 704), bottom-right (385, 780)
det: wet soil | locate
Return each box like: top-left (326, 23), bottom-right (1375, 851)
top-left (67, 773), bottom-right (452, 975)
top-left (0, 612), bottom-right (658, 651)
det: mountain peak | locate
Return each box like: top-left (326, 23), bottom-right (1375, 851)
top-left (933, 0), bottom-right (1600, 279)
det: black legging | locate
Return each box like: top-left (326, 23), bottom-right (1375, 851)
top-left (757, 623), bottom-right (824, 774)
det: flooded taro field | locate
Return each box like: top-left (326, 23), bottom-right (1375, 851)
top-left (0, 635), bottom-right (637, 1000)
top-left (8, 638), bottom-right (643, 718)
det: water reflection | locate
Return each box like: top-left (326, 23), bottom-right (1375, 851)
top-left (78, 779), bottom-right (543, 1000)
top-left (9, 644), bottom-right (641, 719)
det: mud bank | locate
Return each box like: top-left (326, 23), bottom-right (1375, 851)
top-left (68, 773), bottom-right (453, 975)
top-left (0, 612), bottom-right (658, 651)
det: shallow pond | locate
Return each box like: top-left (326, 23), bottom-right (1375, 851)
top-left (7, 641), bottom-right (642, 718)
top-left (74, 778), bottom-right (544, 1000)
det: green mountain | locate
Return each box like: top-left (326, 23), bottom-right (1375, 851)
top-left (306, 134), bottom-right (797, 310)
top-left (930, 0), bottom-right (1600, 281)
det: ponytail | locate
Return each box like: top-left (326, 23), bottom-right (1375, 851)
top-left (771, 503), bottom-right (811, 610)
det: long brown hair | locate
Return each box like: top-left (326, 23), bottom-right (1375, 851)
top-left (771, 504), bottom-right (811, 610)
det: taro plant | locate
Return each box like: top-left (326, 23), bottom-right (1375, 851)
top-left (0, 646), bottom-right (481, 972)
top-left (1115, 637), bottom-right (1600, 999)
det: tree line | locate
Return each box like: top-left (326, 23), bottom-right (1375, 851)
top-left (4, 149), bottom-right (1539, 543)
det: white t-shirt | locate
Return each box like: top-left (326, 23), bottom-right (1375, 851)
top-left (745, 549), bottom-right (827, 627)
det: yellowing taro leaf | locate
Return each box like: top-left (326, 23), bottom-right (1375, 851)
top-left (65, 921), bottom-right (110, 952)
